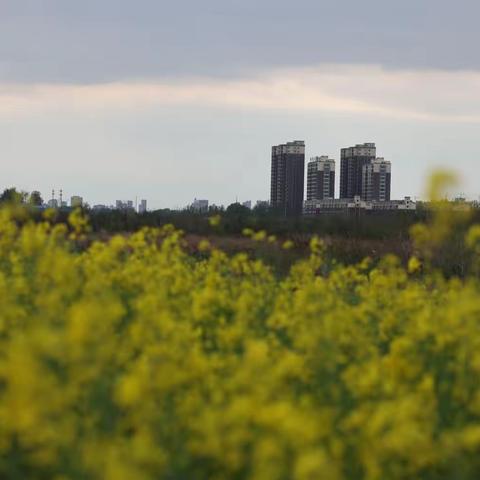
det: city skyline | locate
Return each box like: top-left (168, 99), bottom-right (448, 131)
top-left (2, 136), bottom-right (473, 211)
top-left (2, 1), bottom-right (480, 208)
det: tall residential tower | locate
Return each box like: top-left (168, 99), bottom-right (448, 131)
top-left (270, 140), bottom-right (305, 215)
top-left (340, 143), bottom-right (376, 199)
top-left (307, 156), bottom-right (335, 200)
top-left (362, 157), bottom-right (391, 201)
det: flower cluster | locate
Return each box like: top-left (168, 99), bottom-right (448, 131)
top-left (1, 206), bottom-right (480, 479)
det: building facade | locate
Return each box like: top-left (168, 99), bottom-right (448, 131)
top-left (340, 143), bottom-right (376, 199)
top-left (270, 140), bottom-right (305, 215)
top-left (362, 158), bottom-right (391, 201)
top-left (307, 156), bottom-right (335, 201)
top-left (70, 196), bottom-right (83, 208)
top-left (304, 196), bottom-right (415, 215)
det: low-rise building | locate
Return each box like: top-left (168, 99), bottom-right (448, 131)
top-left (70, 196), bottom-right (83, 208)
top-left (192, 199), bottom-right (209, 213)
top-left (304, 196), bottom-right (416, 215)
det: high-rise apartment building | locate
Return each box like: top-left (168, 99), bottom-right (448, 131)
top-left (340, 143), bottom-right (376, 199)
top-left (307, 156), bottom-right (335, 200)
top-left (138, 199), bottom-right (147, 214)
top-left (362, 158), bottom-right (391, 201)
top-left (270, 140), bottom-right (305, 215)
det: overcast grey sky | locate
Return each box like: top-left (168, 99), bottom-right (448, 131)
top-left (1, 0), bottom-right (480, 207)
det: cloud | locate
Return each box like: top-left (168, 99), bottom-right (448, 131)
top-left (1, 65), bottom-right (480, 123)
top-left (1, 0), bottom-right (480, 84)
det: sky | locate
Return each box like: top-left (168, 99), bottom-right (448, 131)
top-left (1, 0), bottom-right (480, 207)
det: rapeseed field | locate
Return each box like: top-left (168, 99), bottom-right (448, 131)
top-left (1, 178), bottom-right (480, 479)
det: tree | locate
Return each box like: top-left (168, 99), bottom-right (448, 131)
top-left (208, 204), bottom-right (225, 213)
top-left (252, 203), bottom-right (271, 216)
top-left (223, 202), bottom-right (252, 233)
top-left (0, 187), bottom-right (25, 204)
top-left (29, 190), bottom-right (44, 206)
top-left (225, 202), bottom-right (250, 216)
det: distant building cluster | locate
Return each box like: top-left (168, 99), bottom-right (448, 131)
top-left (32, 189), bottom-right (148, 214)
top-left (340, 143), bottom-right (391, 201)
top-left (187, 198), bottom-right (270, 213)
top-left (6, 141), bottom-right (434, 216)
top-left (270, 141), bottom-right (409, 215)
top-left (114, 199), bottom-right (148, 214)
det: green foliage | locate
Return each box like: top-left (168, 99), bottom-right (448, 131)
top-left (0, 187), bottom-right (26, 204)
top-left (28, 191), bottom-right (43, 206)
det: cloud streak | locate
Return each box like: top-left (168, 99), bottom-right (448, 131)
top-left (2, 65), bottom-right (480, 123)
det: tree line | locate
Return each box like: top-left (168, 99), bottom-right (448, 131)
top-left (0, 186), bottom-right (428, 239)
top-left (0, 187), bottom-right (43, 205)
top-left (0, 186), bottom-right (442, 241)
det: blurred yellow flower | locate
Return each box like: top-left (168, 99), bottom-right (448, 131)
top-left (0, 195), bottom-right (478, 479)
top-left (208, 215), bottom-right (221, 227)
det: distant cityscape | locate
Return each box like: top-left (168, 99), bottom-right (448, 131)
top-left (33, 191), bottom-right (270, 215)
top-left (37, 190), bottom-right (150, 214)
top-left (13, 141), bottom-right (474, 216)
